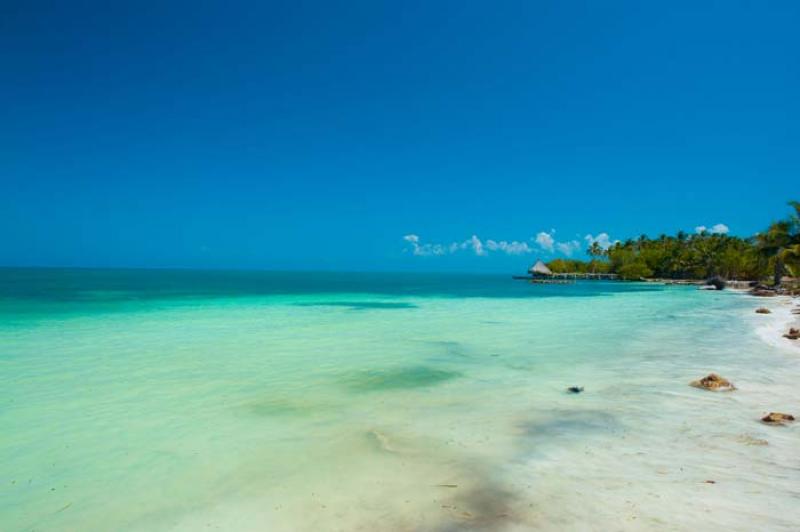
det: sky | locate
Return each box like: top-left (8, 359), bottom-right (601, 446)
top-left (1, 1), bottom-right (798, 272)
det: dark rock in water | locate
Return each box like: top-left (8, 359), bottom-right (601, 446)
top-left (761, 412), bottom-right (795, 425)
top-left (705, 276), bottom-right (727, 290)
top-left (755, 307), bottom-right (772, 314)
top-left (784, 328), bottom-right (800, 340)
top-left (566, 386), bottom-right (584, 394)
top-left (750, 284), bottom-right (778, 296)
top-left (689, 373), bottom-right (735, 391)
top-left (751, 288), bottom-right (777, 297)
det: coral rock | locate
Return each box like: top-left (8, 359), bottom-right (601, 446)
top-left (750, 289), bottom-right (777, 297)
top-left (761, 412), bottom-right (795, 425)
top-left (689, 373), bottom-right (735, 391)
top-left (755, 308), bottom-right (771, 314)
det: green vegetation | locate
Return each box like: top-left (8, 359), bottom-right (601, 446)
top-left (547, 201), bottom-right (800, 283)
top-left (756, 201), bottom-right (800, 285)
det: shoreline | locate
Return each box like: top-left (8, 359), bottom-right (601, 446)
top-left (744, 290), bottom-right (800, 352)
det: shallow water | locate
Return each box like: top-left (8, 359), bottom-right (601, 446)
top-left (1, 269), bottom-right (799, 531)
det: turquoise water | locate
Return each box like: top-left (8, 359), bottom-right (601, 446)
top-left (2, 269), bottom-right (799, 531)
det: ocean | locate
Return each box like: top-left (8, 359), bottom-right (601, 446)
top-left (2, 268), bottom-right (798, 531)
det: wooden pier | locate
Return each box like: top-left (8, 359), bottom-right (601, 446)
top-left (515, 260), bottom-right (620, 282)
top-left (512, 272), bottom-right (619, 281)
top-left (549, 272), bottom-right (619, 280)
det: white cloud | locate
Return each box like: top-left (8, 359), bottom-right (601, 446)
top-left (710, 223), bottom-right (729, 234)
top-left (468, 235), bottom-right (486, 256)
top-left (584, 232), bottom-right (615, 250)
top-left (535, 231), bottom-right (555, 252)
top-left (403, 234), bottom-right (445, 256)
top-left (556, 240), bottom-right (581, 256)
top-left (404, 234), bottom-right (527, 257)
top-left (448, 235), bottom-right (485, 256)
top-left (405, 230), bottom-right (615, 258)
top-left (695, 223), bottom-right (729, 235)
top-left (448, 235), bottom-right (487, 256)
top-left (486, 239), bottom-right (532, 255)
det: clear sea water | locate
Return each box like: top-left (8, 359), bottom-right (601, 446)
top-left (2, 268), bottom-right (799, 531)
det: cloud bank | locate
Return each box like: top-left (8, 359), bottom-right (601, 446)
top-left (404, 224), bottom-right (730, 259)
top-left (403, 230), bottom-right (615, 258)
top-left (534, 231), bottom-right (554, 252)
top-left (556, 240), bottom-right (581, 256)
top-left (584, 232), bottom-right (615, 250)
top-left (694, 223), bottom-right (729, 235)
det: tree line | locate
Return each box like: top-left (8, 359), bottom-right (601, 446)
top-left (547, 201), bottom-right (800, 283)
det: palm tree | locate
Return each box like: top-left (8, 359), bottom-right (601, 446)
top-left (754, 201), bottom-right (800, 285)
top-left (587, 241), bottom-right (603, 258)
top-left (586, 242), bottom-right (607, 273)
top-left (757, 220), bottom-right (792, 285)
top-left (790, 200), bottom-right (800, 222)
top-left (586, 241), bottom-right (604, 273)
top-left (784, 200), bottom-right (800, 275)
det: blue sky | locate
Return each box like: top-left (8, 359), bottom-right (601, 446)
top-left (1, 1), bottom-right (798, 271)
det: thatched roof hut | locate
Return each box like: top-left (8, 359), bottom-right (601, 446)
top-left (528, 260), bottom-right (553, 276)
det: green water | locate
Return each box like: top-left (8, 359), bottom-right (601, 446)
top-left (1, 269), bottom-right (799, 531)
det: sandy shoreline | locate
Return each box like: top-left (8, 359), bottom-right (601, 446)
top-left (746, 291), bottom-right (800, 352)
